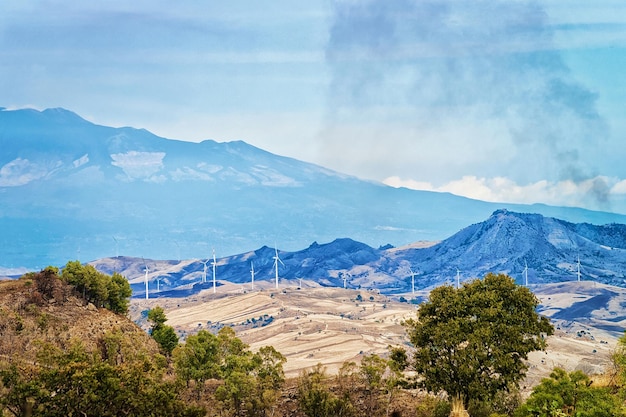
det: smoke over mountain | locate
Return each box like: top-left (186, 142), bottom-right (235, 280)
top-left (321, 0), bottom-right (609, 206)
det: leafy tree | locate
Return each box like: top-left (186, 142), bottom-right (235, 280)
top-left (515, 368), bottom-right (625, 417)
top-left (173, 327), bottom-right (285, 415)
top-left (359, 354), bottom-right (388, 415)
top-left (173, 329), bottom-right (221, 397)
top-left (147, 306), bottom-right (179, 355)
top-left (148, 306), bottom-right (168, 330)
top-left (298, 364), bottom-right (354, 417)
top-left (60, 261), bottom-right (131, 314)
top-left (106, 272), bottom-right (132, 314)
top-left (0, 336), bottom-right (205, 417)
top-left (405, 273), bottom-right (554, 408)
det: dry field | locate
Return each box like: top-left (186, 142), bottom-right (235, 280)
top-left (129, 279), bottom-right (624, 388)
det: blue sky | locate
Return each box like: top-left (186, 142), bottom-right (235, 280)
top-left (3, 0), bottom-right (626, 213)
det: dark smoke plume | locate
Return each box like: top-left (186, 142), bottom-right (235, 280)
top-left (321, 0), bottom-right (609, 206)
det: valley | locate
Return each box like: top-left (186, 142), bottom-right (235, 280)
top-left (129, 280), bottom-right (626, 390)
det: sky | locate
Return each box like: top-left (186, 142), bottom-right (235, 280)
top-left (3, 0), bottom-right (626, 213)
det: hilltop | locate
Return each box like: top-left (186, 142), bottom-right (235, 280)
top-left (0, 276), bottom-right (159, 364)
top-left (91, 210), bottom-right (626, 297)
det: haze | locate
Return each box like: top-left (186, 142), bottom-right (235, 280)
top-left (2, 0), bottom-right (626, 212)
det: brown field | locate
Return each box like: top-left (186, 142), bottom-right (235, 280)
top-left (129, 279), bottom-right (623, 390)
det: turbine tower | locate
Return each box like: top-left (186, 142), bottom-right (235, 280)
top-left (523, 260), bottom-right (529, 287)
top-left (273, 245), bottom-right (285, 289)
top-left (408, 267), bottom-right (416, 295)
top-left (456, 268), bottom-right (460, 289)
top-left (250, 261), bottom-right (255, 290)
top-left (211, 248), bottom-right (217, 293)
top-left (142, 258), bottom-right (149, 300)
top-left (201, 259), bottom-right (209, 283)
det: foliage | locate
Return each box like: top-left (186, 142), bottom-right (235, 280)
top-left (30, 266), bottom-right (63, 303)
top-left (359, 353), bottom-right (389, 415)
top-left (298, 364), bottom-right (354, 417)
top-left (415, 395), bottom-right (452, 417)
top-left (152, 326), bottom-right (179, 355)
top-left (0, 334), bottom-right (205, 417)
top-left (148, 306), bottom-right (168, 329)
top-left (174, 327), bottom-right (286, 416)
top-left (514, 368), bottom-right (625, 417)
top-left (60, 261), bottom-right (132, 314)
top-left (148, 306), bottom-right (179, 355)
top-left (405, 273), bottom-right (554, 407)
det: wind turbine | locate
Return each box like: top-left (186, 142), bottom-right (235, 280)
top-left (142, 258), bottom-right (149, 300)
top-left (523, 260), bottom-right (529, 287)
top-left (211, 248), bottom-right (217, 293)
top-left (456, 268), bottom-right (461, 289)
top-left (273, 245), bottom-right (285, 289)
top-left (408, 267), bottom-right (416, 295)
top-left (250, 261), bottom-right (255, 290)
top-left (342, 272), bottom-right (351, 289)
top-left (201, 259), bottom-right (209, 283)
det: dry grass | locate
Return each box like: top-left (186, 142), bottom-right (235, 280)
top-left (0, 278), bottom-right (159, 363)
top-left (130, 283), bottom-right (417, 377)
top-left (129, 280), bottom-right (622, 390)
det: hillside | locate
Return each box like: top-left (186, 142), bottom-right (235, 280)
top-left (91, 210), bottom-right (626, 297)
top-left (3, 107), bottom-right (626, 272)
top-left (129, 281), bottom-right (624, 388)
top-left (0, 277), bottom-right (160, 363)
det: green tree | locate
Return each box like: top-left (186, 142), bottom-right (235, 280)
top-left (0, 336), bottom-right (205, 417)
top-left (152, 326), bottom-right (179, 355)
top-left (60, 261), bottom-right (131, 314)
top-left (405, 273), bottom-right (554, 408)
top-left (106, 272), bottom-right (132, 314)
top-left (298, 364), bottom-right (354, 417)
top-left (515, 368), bottom-right (625, 417)
top-left (148, 306), bottom-right (168, 330)
top-left (359, 354), bottom-right (388, 415)
top-left (173, 329), bottom-right (221, 397)
top-left (147, 306), bottom-right (179, 355)
top-left (173, 327), bottom-right (285, 415)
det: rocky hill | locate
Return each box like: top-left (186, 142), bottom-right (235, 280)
top-left (0, 276), bottom-right (159, 364)
top-left (91, 210), bottom-right (626, 297)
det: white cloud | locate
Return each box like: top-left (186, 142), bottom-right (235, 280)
top-left (384, 175), bottom-right (624, 211)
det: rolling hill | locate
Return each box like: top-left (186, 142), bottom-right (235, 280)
top-left (90, 210), bottom-right (626, 297)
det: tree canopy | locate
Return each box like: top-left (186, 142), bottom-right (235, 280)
top-left (148, 306), bottom-right (179, 355)
top-left (515, 368), bottom-right (625, 417)
top-left (405, 273), bottom-right (554, 406)
top-left (174, 327), bottom-right (286, 416)
top-left (61, 261), bottom-right (132, 314)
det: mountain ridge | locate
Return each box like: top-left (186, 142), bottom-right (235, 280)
top-left (2, 106), bottom-right (626, 270)
top-left (88, 210), bottom-right (626, 298)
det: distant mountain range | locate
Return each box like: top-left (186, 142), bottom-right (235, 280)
top-left (89, 210), bottom-right (626, 297)
top-left (2, 107), bottom-right (626, 272)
